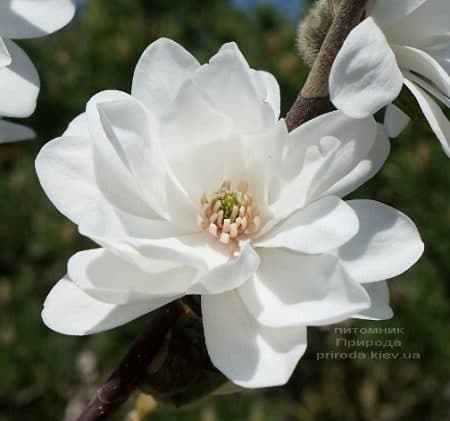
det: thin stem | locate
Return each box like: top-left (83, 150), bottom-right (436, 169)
top-left (285, 0), bottom-right (368, 131)
top-left (76, 301), bottom-right (186, 421)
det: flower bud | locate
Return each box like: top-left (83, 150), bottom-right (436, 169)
top-left (297, 0), bottom-right (342, 67)
top-left (139, 312), bottom-right (230, 407)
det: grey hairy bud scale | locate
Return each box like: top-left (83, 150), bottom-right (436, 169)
top-left (297, 0), bottom-right (343, 67)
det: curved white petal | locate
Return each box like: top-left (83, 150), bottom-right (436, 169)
top-left (68, 248), bottom-right (193, 303)
top-left (159, 81), bottom-right (232, 203)
top-left (189, 241), bottom-right (260, 295)
top-left (0, 118), bottom-right (34, 143)
top-left (423, 34), bottom-right (450, 75)
top-left (35, 135), bottom-right (109, 225)
top-left (404, 78), bottom-right (450, 156)
top-left (255, 196), bottom-right (359, 254)
top-left (368, 0), bottom-right (428, 30)
top-left (63, 112), bottom-right (89, 137)
top-left (325, 123), bottom-right (391, 197)
top-left (94, 96), bottom-right (171, 219)
top-left (335, 200), bottom-right (424, 283)
top-left (353, 281), bottom-right (393, 320)
top-left (0, 0), bottom-right (75, 39)
top-left (394, 45), bottom-right (450, 97)
top-left (0, 40), bottom-right (39, 118)
top-left (86, 90), bottom-right (162, 218)
top-left (132, 38), bottom-right (200, 117)
top-left (225, 121), bottom-right (286, 215)
top-left (192, 42), bottom-right (275, 133)
top-left (384, 104), bottom-right (411, 138)
top-left (330, 17), bottom-right (403, 118)
top-left (42, 277), bottom-right (174, 336)
top-left (238, 249), bottom-right (370, 328)
top-left (251, 70), bottom-right (281, 120)
top-left (0, 37), bottom-right (11, 67)
top-left (384, 0), bottom-right (450, 47)
top-left (79, 226), bottom-right (256, 295)
top-left (267, 136), bottom-right (341, 227)
top-left (272, 111), bottom-right (378, 216)
top-left (202, 290), bottom-right (307, 388)
top-left (36, 131), bottom-right (188, 242)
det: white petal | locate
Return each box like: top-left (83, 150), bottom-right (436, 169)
top-left (78, 204), bottom-right (187, 247)
top-left (159, 81), bottom-right (232, 202)
top-left (255, 196), bottom-right (359, 254)
top-left (126, 236), bottom-right (259, 296)
top-left (422, 34), bottom-right (450, 75)
top-left (95, 96), bottom-right (170, 219)
top-left (0, 40), bottom-right (39, 118)
top-left (330, 17), bottom-right (403, 118)
top-left (251, 70), bottom-right (281, 120)
top-left (80, 226), bottom-right (257, 296)
top-left (202, 290), bottom-right (307, 388)
top-left (0, 118), bottom-right (34, 143)
top-left (63, 112), bottom-right (89, 137)
top-left (287, 111), bottom-right (378, 192)
top-left (404, 78), bottom-right (450, 156)
top-left (225, 121), bottom-right (286, 215)
top-left (68, 248), bottom-right (192, 303)
top-left (36, 131), bottom-right (186, 242)
top-left (394, 45), bottom-right (450, 97)
top-left (268, 136), bottom-right (341, 226)
top-left (132, 38), bottom-right (200, 117)
top-left (42, 277), bottom-right (174, 336)
top-left (353, 281), bottom-right (393, 320)
top-left (0, 0), bottom-right (75, 39)
top-left (384, 0), bottom-right (450, 47)
top-left (192, 42), bottom-right (275, 133)
top-left (86, 90), bottom-right (161, 218)
top-left (272, 111), bottom-right (378, 216)
top-left (324, 123), bottom-right (391, 197)
top-left (335, 200), bottom-right (424, 283)
top-left (188, 241), bottom-right (260, 295)
top-left (384, 104), bottom-right (411, 138)
top-left (0, 37), bottom-right (11, 67)
top-left (238, 249), bottom-right (370, 328)
top-left (368, 0), bottom-right (428, 30)
top-left (35, 135), bottom-right (108, 225)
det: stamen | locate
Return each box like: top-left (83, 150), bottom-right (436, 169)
top-left (199, 180), bottom-right (262, 254)
top-left (220, 232), bottom-right (230, 244)
top-left (209, 223), bottom-right (218, 237)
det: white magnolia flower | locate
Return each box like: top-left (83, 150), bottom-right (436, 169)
top-left (36, 39), bottom-right (424, 388)
top-left (0, 0), bottom-right (76, 143)
top-left (329, 0), bottom-right (450, 155)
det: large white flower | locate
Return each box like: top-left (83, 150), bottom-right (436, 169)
top-left (36, 39), bottom-right (424, 388)
top-left (329, 0), bottom-right (450, 155)
top-left (0, 0), bottom-right (76, 143)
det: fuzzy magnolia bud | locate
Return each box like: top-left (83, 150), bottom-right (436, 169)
top-left (297, 0), bottom-right (342, 67)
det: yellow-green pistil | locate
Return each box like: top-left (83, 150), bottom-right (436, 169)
top-left (221, 193), bottom-right (240, 219)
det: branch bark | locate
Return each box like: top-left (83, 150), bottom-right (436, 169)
top-left (285, 0), bottom-right (368, 131)
top-left (76, 301), bottom-right (186, 421)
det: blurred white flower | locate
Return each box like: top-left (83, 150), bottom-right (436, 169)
top-left (329, 0), bottom-right (450, 155)
top-left (36, 39), bottom-right (424, 388)
top-left (0, 0), bottom-right (76, 143)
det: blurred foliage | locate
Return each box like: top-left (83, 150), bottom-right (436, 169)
top-left (0, 0), bottom-right (449, 420)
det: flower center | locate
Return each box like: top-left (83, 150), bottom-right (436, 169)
top-left (199, 181), bottom-right (261, 253)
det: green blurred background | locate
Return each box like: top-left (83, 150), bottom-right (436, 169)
top-left (1, 0), bottom-right (449, 419)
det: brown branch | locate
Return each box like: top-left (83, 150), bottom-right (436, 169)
top-left (285, 0), bottom-right (368, 131)
top-left (76, 301), bottom-right (186, 421)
